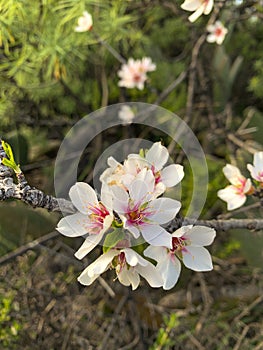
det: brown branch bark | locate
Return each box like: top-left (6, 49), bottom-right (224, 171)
top-left (0, 139), bottom-right (75, 214)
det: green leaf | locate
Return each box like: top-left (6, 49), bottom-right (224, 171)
top-left (1, 140), bottom-right (20, 173)
top-left (103, 228), bottom-right (125, 253)
top-left (1, 140), bottom-right (14, 162)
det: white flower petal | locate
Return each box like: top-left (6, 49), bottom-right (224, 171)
top-left (218, 186), bottom-right (246, 210)
top-left (124, 221), bottom-right (141, 239)
top-left (129, 178), bottom-right (152, 203)
top-left (150, 198), bottom-right (181, 224)
top-left (181, 0), bottom-right (201, 11)
top-left (77, 250), bottom-right (117, 285)
top-left (57, 212), bottom-right (89, 237)
top-left (74, 232), bottom-right (104, 260)
top-left (117, 265), bottom-right (132, 287)
top-left (223, 164), bottom-right (243, 185)
top-left (112, 186), bottom-right (129, 213)
top-left (157, 256), bottom-right (181, 290)
top-left (254, 152), bottom-right (263, 170)
top-left (135, 263), bottom-right (163, 288)
top-left (182, 246), bottom-right (213, 271)
top-left (161, 164), bottom-right (184, 187)
top-left (69, 182), bottom-right (98, 214)
top-left (119, 268), bottom-right (140, 290)
top-left (204, 0), bottom-right (214, 14)
top-left (172, 225), bottom-right (193, 238)
top-left (141, 225), bottom-right (172, 248)
top-left (143, 245), bottom-right (167, 262)
top-left (188, 5), bottom-right (205, 22)
top-left (184, 226), bottom-right (216, 246)
top-left (123, 248), bottom-right (148, 267)
top-left (146, 142), bottom-right (169, 171)
top-left (244, 179), bottom-right (252, 193)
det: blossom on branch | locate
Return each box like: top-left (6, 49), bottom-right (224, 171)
top-left (77, 248), bottom-right (163, 290)
top-left (75, 11), bottom-right (93, 32)
top-left (206, 21), bottom-right (228, 45)
top-left (181, 0), bottom-right (214, 23)
top-left (144, 225), bottom-right (216, 290)
top-left (247, 152), bottom-right (263, 183)
top-left (57, 182), bottom-right (113, 257)
top-left (111, 169), bottom-right (181, 248)
top-left (117, 57), bottom-right (156, 90)
top-left (217, 164), bottom-right (252, 210)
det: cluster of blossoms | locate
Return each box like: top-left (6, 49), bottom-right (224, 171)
top-left (57, 142), bottom-right (216, 290)
top-left (181, 0), bottom-right (228, 44)
top-left (218, 152), bottom-right (263, 210)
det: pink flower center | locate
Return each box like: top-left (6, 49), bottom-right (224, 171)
top-left (126, 202), bottom-right (153, 226)
top-left (150, 165), bottom-right (161, 185)
top-left (133, 73), bottom-right (142, 82)
top-left (88, 202), bottom-right (110, 233)
top-left (171, 236), bottom-right (187, 252)
top-left (235, 177), bottom-right (248, 195)
top-left (215, 27), bottom-right (223, 37)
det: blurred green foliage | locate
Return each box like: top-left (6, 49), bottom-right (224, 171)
top-left (0, 292), bottom-right (21, 348)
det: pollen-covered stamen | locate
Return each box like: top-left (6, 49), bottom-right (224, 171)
top-left (126, 201), bottom-right (155, 225)
top-left (86, 202), bottom-right (110, 233)
top-left (171, 236), bottom-right (187, 252)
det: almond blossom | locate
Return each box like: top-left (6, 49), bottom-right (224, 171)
top-left (75, 11), bottom-right (93, 32)
top-left (117, 57), bottom-right (156, 90)
top-left (77, 248), bottom-right (163, 290)
top-left (100, 142), bottom-right (184, 198)
top-left (181, 0), bottom-right (214, 23)
top-left (247, 152), bottom-right (263, 183)
top-left (207, 21), bottom-right (228, 45)
top-left (144, 225), bottom-right (216, 290)
top-left (118, 105), bottom-right (135, 125)
top-left (217, 164), bottom-right (252, 210)
top-left (111, 169), bottom-right (181, 248)
top-left (57, 182), bottom-right (113, 257)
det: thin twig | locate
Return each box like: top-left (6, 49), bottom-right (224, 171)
top-left (0, 231), bottom-right (60, 265)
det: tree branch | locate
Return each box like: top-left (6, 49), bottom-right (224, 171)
top-left (0, 139), bottom-right (75, 214)
top-left (1, 139), bottom-right (263, 232)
